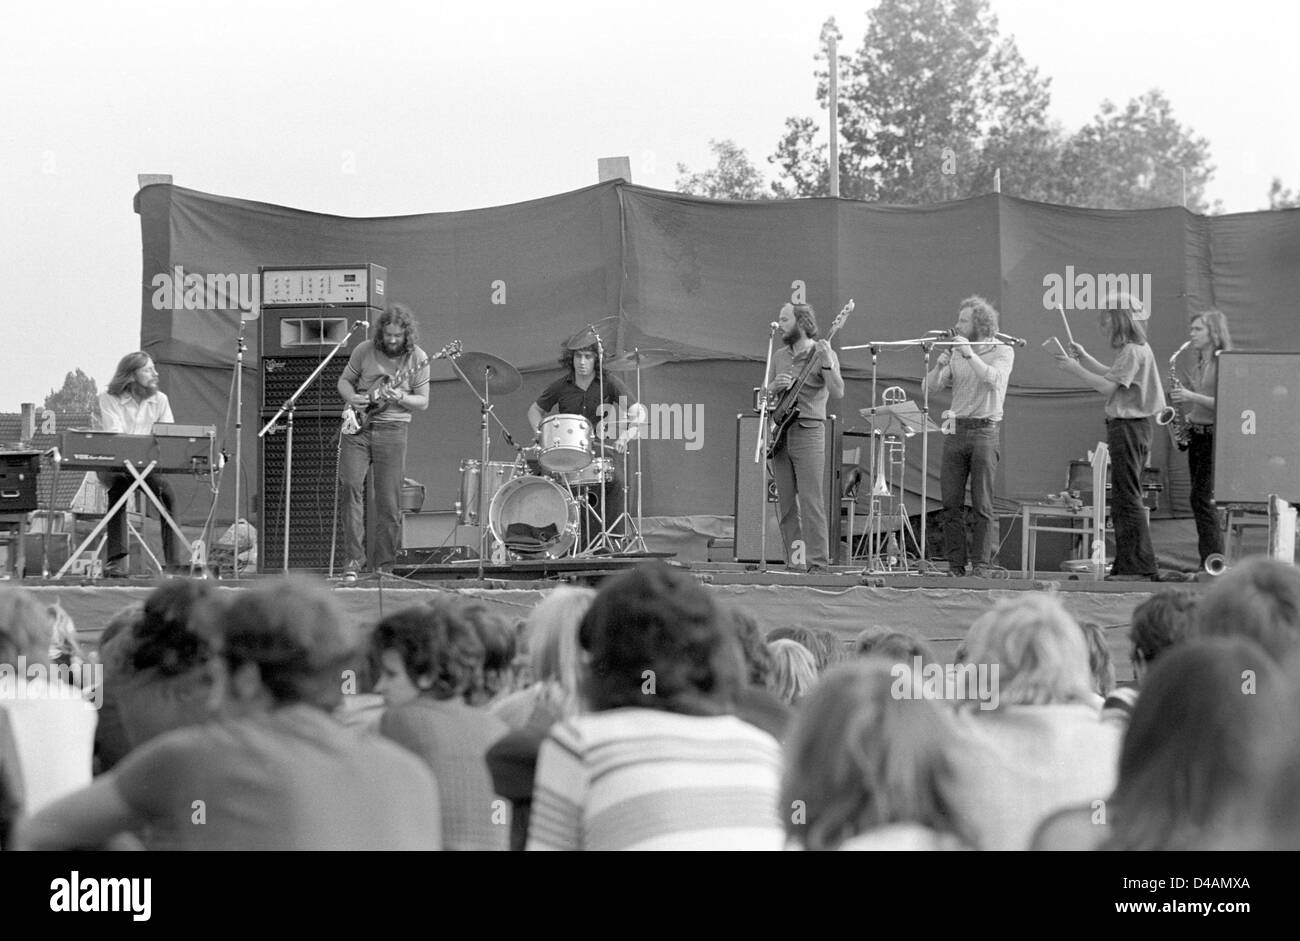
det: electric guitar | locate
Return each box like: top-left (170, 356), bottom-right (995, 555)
top-left (341, 340), bottom-right (460, 435)
top-left (766, 300), bottom-right (854, 459)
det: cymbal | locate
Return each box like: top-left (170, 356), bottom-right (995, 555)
top-left (564, 317), bottom-right (618, 350)
top-left (603, 349), bottom-right (675, 371)
top-left (454, 351), bottom-right (522, 395)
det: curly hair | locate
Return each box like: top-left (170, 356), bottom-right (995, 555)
top-left (578, 561), bottom-right (741, 715)
top-left (130, 579), bottom-right (219, 677)
top-left (376, 302), bottom-right (419, 357)
top-left (958, 296), bottom-right (999, 341)
top-left (370, 598), bottom-right (487, 701)
top-left (558, 342), bottom-right (604, 377)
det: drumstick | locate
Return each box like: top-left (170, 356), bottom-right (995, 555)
top-left (1057, 305), bottom-right (1075, 348)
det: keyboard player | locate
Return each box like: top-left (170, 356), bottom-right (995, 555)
top-left (96, 352), bottom-right (181, 577)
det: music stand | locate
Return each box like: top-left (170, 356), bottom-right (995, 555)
top-left (857, 399), bottom-right (939, 573)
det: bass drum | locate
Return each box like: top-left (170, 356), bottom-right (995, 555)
top-left (489, 475), bottom-right (579, 559)
top-left (457, 459), bottom-right (521, 525)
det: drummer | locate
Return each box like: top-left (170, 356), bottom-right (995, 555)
top-left (528, 332), bottom-right (638, 546)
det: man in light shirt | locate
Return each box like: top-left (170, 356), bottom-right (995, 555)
top-left (924, 297), bottom-right (1014, 578)
top-left (96, 352), bottom-right (179, 577)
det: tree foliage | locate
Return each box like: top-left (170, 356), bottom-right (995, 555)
top-left (1268, 178), bottom-right (1300, 210)
top-left (675, 139), bottom-right (771, 200)
top-left (770, 0), bottom-right (1218, 211)
top-left (44, 368), bottom-right (100, 416)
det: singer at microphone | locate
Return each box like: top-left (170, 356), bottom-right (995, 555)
top-left (922, 296), bottom-right (1016, 578)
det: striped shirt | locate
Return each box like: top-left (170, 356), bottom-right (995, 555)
top-left (526, 708), bottom-right (784, 851)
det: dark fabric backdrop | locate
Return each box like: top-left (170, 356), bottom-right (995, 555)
top-left (133, 182), bottom-right (1300, 528)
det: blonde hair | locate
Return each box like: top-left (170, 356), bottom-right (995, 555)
top-left (766, 639), bottom-right (819, 705)
top-left (526, 586), bottom-right (596, 718)
top-left (963, 593), bottom-right (1094, 706)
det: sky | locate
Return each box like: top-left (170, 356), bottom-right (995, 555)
top-left (2, 0), bottom-right (1296, 412)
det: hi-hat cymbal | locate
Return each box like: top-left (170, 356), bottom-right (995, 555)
top-left (454, 351), bottom-right (522, 395)
top-left (603, 349), bottom-right (675, 371)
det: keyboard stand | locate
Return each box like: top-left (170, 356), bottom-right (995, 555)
top-left (53, 459), bottom-right (192, 579)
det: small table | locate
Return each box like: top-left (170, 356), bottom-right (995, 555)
top-left (1020, 503), bottom-right (1104, 579)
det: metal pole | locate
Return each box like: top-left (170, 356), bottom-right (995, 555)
top-left (828, 34), bottom-right (839, 198)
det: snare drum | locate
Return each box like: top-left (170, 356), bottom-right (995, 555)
top-left (539, 414), bottom-right (593, 473)
top-left (489, 475), bottom-right (579, 559)
top-left (561, 455), bottom-right (614, 488)
top-left (519, 444), bottom-right (543, 477)
top-left (457, 459), bottom-right (521, 525)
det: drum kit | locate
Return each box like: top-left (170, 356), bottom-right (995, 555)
top-left (445, 326), bottom-right (672, 572)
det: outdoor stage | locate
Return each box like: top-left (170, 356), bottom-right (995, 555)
top-left (20, 559), bottom-right (1195, 684)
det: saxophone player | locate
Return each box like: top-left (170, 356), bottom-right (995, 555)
top-left (1171, 310), bottom-right (1232, 570)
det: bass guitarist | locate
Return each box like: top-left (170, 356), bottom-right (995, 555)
top-left (766, 302), bottom-right (844, 573)
top-left (336, 302), bottom-right (430, 581)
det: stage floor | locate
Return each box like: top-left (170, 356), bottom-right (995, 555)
top-left (19, 559), bottom-right (1197, 684)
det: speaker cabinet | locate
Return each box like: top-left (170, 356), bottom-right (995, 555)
top-left (734, 415), bottom-right (841, 563)
top-left (259, 413), bottom-right (347, 572)
top-left (259, 306), bottom-right (380, 414)
top-left (1214, 352), bottom-right (1300, 504)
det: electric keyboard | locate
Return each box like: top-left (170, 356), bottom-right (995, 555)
top-left (59, 426), bottom-right (217, 475)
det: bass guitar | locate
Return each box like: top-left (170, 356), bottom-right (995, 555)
top-left (341, 340), bottom-right (461, 435)
top-left (766, 300), bottom-right (854, 459)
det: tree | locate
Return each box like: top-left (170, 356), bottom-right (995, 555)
top-left (1053, 90), bottom-right (1216, 212)
top-left (772, 2), bottom-right (1054, 203)
top-left (44, 368), bottom-right (100, 416)
top-left (1268, 178), bottom-right (1300, 210)
top-left (772, 2), bottom-right (1218, 211)
top-left (675, 139), bottom-right (771, 200)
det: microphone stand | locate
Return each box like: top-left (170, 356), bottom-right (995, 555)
top-left (586, 331), bottom-right (614, 554)
top-left (258, 319), bottom-right (368, 573)
top-left (755, 321), bottom-right (779, 573)
top-left (231, 318), bottom-right (247, 578)
top-left (443, 351), bottom-right (521, 578)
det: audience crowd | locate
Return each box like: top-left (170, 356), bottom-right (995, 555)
top-left (4, 555), bottom-right (1299, 851)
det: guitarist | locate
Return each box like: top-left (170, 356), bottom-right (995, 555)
top-left (336, 302), bottom-right (430, 581)
top-left (767, 302), bottom-right (843, 573)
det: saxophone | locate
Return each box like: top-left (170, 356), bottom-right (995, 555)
top-left (1156, 341), bottom-right (1192, 451)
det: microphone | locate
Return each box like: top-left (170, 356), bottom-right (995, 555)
top-left (352, 320), bottom-right (369, 331)
top-left (995, 332), bottom-right (1027, 347)
top-left (928, 329), bottom-right (955, 338)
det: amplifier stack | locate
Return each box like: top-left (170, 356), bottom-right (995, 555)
top-left (258, 264), bottom-right (385, 572)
